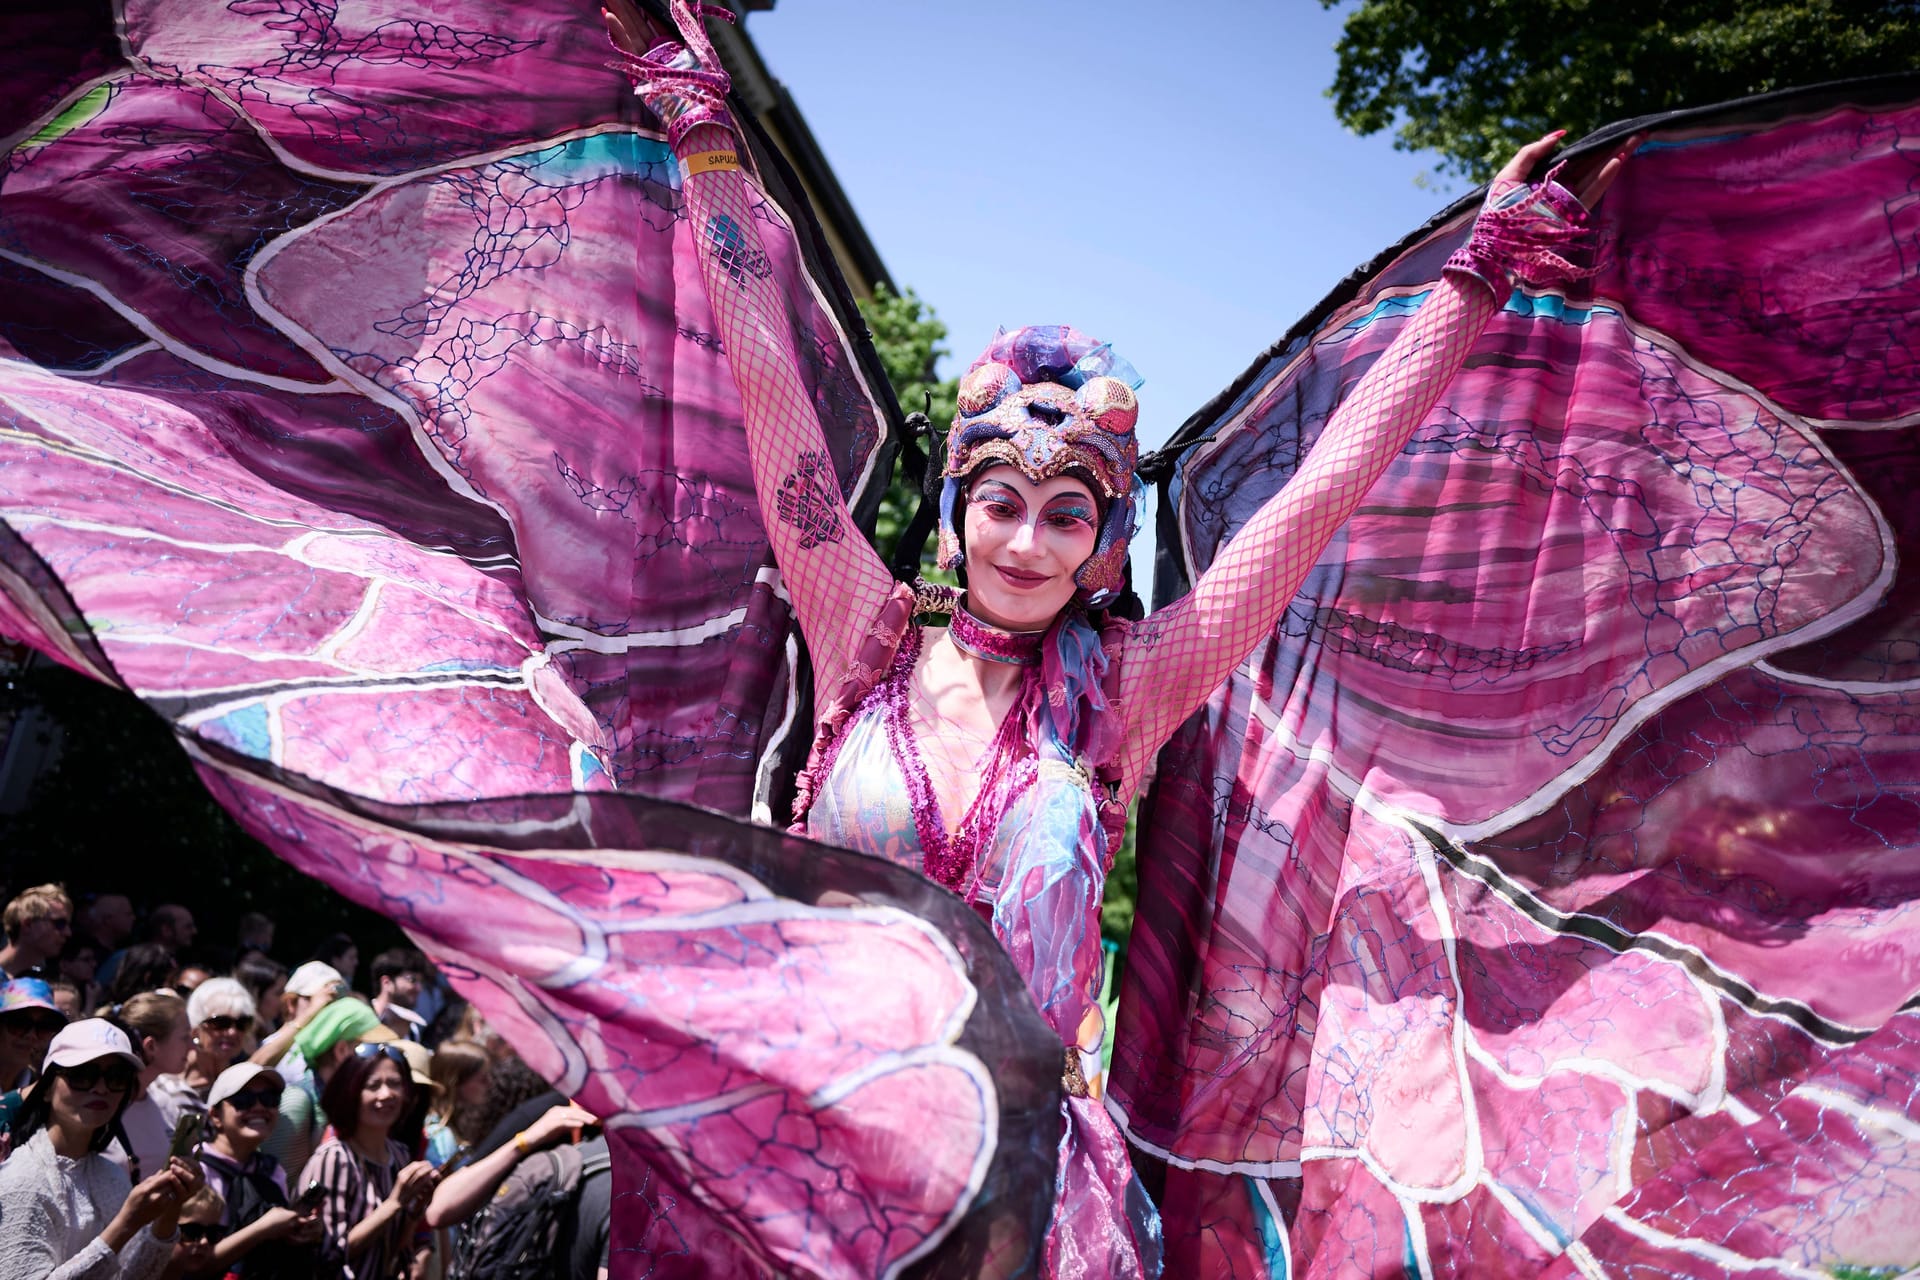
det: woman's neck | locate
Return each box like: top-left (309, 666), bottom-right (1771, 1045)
top-left (184, 1052), bottom-right (219, 1090)
top-left (47, 1116), bottom-right (97, 1159)
top-left (349, 1125), bottom-right (393, 1162)
top-left (944, 598), bottom-right (1046, 703)
top-left (939, 630), bottom-right (1029, 703)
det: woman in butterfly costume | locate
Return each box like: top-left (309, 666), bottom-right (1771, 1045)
top-left (18, 1), bottom-right (1910, 1276)
top-left (605, 4), bottom-right (1631, 1272)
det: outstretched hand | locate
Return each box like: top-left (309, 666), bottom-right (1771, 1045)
top-left (1497, 129), bottom-right (1641, 210)
top-left (601, 1), bottom-right (650, 59)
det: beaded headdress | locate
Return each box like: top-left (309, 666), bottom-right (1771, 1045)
top-left (936, 325), bottom-right (1144, 607)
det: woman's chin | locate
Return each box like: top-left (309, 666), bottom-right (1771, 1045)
top-left (968, 581), bottom-right (1069, 631)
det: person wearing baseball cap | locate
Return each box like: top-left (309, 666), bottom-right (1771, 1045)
top-left (250, 960), bottom-right (346, 1083)
top-left (0, 1019), bottom-right (205, 1276)
top-left (265, 996), bottom-right (396, 1185)
top-left (197, 1062), bottom-right (324, 1277)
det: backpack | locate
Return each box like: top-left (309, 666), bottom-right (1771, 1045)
top-left (447, 1141), bottom-right (611, 1280)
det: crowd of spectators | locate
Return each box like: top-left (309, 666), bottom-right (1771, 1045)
top-left (0, 883), bottom-right (609, 1280)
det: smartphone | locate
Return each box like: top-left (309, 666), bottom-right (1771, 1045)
top-left (437, 1147), bottom-right (473, 1176)
top-left (292, 1180), bottom-right (326, 1213)
top-left (166, 1111), bottom-right (204, 1162)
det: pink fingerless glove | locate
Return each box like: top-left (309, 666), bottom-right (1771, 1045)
top-left (1443, 162), bottom-right (1600, 304)
top-left (606, 0), bottom-right (736, 147)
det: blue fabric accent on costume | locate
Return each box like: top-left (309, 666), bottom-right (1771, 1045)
top-left (1246, 1177), bottom-right (1290, 1278)
top-left (1042, 610), bottom-right (1110, 754)
top-left (937, 476), bottom-right (965, 570)
top-left (204, 702), bottom-right (271, 759)
top-left (985, 325), bottom-right (1143, 391)
top-left (1344, 293), bottom-right (1431, 331)
top-left (1504, 294), bottom-right (1616, 323)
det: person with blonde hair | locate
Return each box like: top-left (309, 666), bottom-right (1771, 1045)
top-left (109, 990), bottom-right (193, 1182)
top-left (0, 884), bottom-right (73, 981)
top-left (159, 1186), bottom-right (225, 1280)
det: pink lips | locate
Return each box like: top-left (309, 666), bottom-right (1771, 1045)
top-left (994, 565), bottom-right (1048, 589)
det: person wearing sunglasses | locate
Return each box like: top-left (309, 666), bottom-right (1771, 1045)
top-left (196, 1062), bottom-right (324, 1279)
top-left (0, 977), bottom-right (67, 1092)
top-left (266, 996), bottom-right (395, 1186)
top-left (160, 1186), bottom-right (227, 1280)
top-left (0, 1018), bottom-right (205, 1279)
top-left (151, 979), bottom-right (259, 1134)
top-left (0, 977), bottom-right (69, 1155)
top-left (0, 884), bottom-right (72, 983)
top-left (307, 1042), bottom-right (441, 1279)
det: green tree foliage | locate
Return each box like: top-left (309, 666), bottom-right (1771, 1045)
top-left (857, 283), bottom-right (957, 574)
top-left (1323, 0), bottom-right (1919, 181)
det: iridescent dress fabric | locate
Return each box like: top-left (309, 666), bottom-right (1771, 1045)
top-left (3, 2), bottom-right (1919, 1276)
top-left (805, 617), bottom-right (1161, 1277)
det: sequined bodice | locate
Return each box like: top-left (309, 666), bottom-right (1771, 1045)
top-left (803, 624), bottom-right (1113, 1081)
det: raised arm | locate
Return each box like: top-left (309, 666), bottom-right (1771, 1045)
top-left (1116, 134), bottom-right (1631, 789)
top-left (608, 2), bottom-right (897, 697)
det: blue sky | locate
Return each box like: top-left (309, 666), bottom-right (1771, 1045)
top-left (746, 0), bottom-right (1470, 459)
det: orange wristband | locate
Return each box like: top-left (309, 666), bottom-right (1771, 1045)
top-left (681, 150), bottom-right (740, 178)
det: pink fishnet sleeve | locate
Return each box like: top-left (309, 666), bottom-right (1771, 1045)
top-left (671, 120), bottom-right (896, 696)
top-left (1116, 273), bottom-right (1501, 790)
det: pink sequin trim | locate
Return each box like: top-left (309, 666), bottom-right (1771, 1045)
top-left (882, 628), bottom-right (1042, 893)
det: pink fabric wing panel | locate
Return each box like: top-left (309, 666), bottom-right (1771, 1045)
top-left (0, 4), bottom-right (1067, 1276)
top-left (1117, 81), bottom-right (1920, 1278)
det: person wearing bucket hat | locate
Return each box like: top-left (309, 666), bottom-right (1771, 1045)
top-left (265, 998), bottom-right (396, 1186)
top-left (0, 975), bottom-right (66, 1092)
top-left (0, 1019), bottom-right (205, 1279)
top-left (196, 1062), bottom-right (324, 1278)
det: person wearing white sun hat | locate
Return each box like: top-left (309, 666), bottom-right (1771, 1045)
top-left (0, 1018), bottom-right (205, 1279)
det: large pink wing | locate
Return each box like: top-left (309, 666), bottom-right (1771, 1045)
top-left (1116, 77), bottom-right (1920, 1277)
top-left (0, 0), bottom-right (894, 815)
top-left (0, 3), bottom-right (1070, 1275)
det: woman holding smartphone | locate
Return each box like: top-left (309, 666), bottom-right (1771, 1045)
top-left (305, 1044), bottom-right (439, 1280)
top-left (196, 1063), bottom-right (323, 1279)
top-left (0, 1019), bottom-right (203, 1280)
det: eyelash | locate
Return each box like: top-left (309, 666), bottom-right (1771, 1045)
top-left (972, 494), bottom-right (1093, 529)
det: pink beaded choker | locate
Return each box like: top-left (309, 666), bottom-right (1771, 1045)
top-left (946, 605), bottom-right (1043, 667)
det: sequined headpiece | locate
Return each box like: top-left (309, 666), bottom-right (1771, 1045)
top-left (936, 325), bottom-right (1144, 607)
